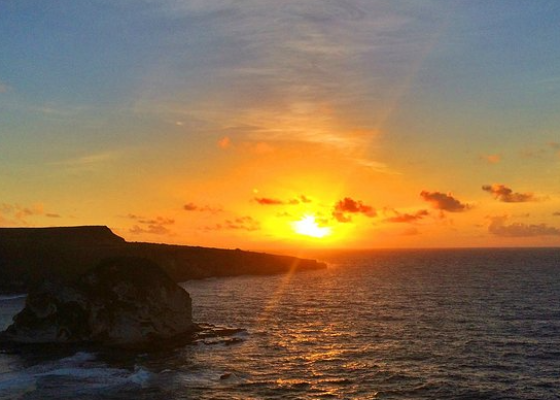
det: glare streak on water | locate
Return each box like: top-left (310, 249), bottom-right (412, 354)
top-left (1, 248), bottom-right (560, 399)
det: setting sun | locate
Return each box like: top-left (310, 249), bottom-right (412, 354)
top-left (292, 215), bottom-right (332, 239)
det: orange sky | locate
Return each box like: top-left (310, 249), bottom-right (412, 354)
top-left (1, 1), bottom-right (560, 250)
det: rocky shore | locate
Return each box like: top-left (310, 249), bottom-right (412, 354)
top-left (0, 257), bottom-right (196, 347)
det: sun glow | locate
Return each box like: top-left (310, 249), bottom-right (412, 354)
top-left (292, 215), bottom-right (332, 238)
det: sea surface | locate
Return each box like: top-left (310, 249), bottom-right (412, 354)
top-left (1, 248), bottom-right (559, 399)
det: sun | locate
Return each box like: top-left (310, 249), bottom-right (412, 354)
top-left (292, 215), bottom-right (332, 238)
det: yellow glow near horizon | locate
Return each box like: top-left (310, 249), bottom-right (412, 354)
top-left (292, 215), bottom-right (332, 238)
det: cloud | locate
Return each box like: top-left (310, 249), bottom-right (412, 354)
top-left (129, 224), bottom-right (172, 235)
top-left (420, 191), bottom-right (469, 212)
top-left (254, 195), bottom-right (310, 206)
top-left (255, 197), bottom-right (285, 205)
top-left (127, 214), bottom-right (174, 236)
top-left (333, 197), bottom-right (376, 222)
top-left (488, 216), bottom-right (560, 237)
top-left (400, 227), bottom-right (420, 236)
top-left (0, 81), bottom-right (8, 93)
top-left (217, 136), bottom-right (231, 149)
top-left (480, 154), bottom-right (501, 164)
top-left (553, 212), bottom-right (560, 217)
top-left (386, 209), bottom-right (429, 223)
top-left (482, 184), bottom-right (536, 203)
top-left (133, 0), bottom-right (445, 173)
top-left (0, 202), bottom-right (57, 226)
top-left (183, 202), bottom-right (222, 213)
top-left (50, 151), bottom-right (117, 171)
top-left (205, 216), bottom-right (260, 231)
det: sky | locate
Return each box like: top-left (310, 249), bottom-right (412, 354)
top-left (1, 0), bottom-right (560, 250)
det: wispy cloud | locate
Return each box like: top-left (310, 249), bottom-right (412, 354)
top-left (254, 195), bottom-right (310, 206)
top-left (50, 151), bottom-right (117, 170)
top-left (183, 202), bottom-right (222, 213)
top-left (385, 209), bottom-right (429, 223)
top-left (488, 216), bottom-right (560, 237)
top-left (133, 1), bottom-right (447, 169)
top-left (0, 80), bottom-right (9, 93)
top-left (204, 216), bottom-right (260, 232)
top-left (127, 214), bottom-right (175, 236)
top-left (480, 154), bottom-right (501, 164)
top-left (0, 202), bottom-right (58, 226)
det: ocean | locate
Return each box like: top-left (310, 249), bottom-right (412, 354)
top-left (1, 248), bottom-right (559, 399)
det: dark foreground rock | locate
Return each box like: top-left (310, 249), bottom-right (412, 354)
top-left (0, 257), bottom-right (196, 347)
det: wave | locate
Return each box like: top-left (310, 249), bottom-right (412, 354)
top-left (0, 294), bottom-right (26, 301)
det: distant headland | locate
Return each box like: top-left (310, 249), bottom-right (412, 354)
top-left (0, 226), bottom-right (327, 294)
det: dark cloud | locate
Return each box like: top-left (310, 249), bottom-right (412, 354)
top-left (45, 213), bottom-right (61, 218)
top-left (386, 209), bottom-right (429, 223)
top-left (482, 184), bottom-right (536, 203)
top-left (333, 197), bottom-right (376, 223)
top-left (488, 216), bottom-right (560, 237)
top-left (255, 197), bottom-right (285, 205)
top-left (553, 212), bottom-right (560, 216)
top-left (183, 202), bottom-right (222, 213)
top-left (420, 191), bottom-right (469, 212)
top-left (254, 195), bottom-right (311, 206)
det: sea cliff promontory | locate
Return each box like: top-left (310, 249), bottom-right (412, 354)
top-left (0, 226), bottom-right (326, 294)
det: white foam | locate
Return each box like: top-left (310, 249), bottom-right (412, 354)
top-left (0, 351), bottom-right (155, 398)
top-left (59, 351), bottom-right (97, 364)
top-left (129, 366), bottom-right (153, 388)
top-left (0, 294), bottom-right (26, 301)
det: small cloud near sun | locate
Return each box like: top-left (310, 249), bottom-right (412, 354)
top-left (333, 197), bottom-right (376, 223)
top-left (254, 195), bottom-right (311, 206)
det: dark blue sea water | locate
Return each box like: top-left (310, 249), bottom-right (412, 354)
top-left (1, 248), bottom-right (559, 399)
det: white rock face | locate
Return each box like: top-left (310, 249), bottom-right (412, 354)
top-left (1, 257), bottom-right (196, 346)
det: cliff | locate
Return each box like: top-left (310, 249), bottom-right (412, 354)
top-left (0, 226), bottom-right (326, 293)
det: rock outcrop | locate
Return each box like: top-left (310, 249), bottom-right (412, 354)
top-left (0, 257), bottom-right (196, 347)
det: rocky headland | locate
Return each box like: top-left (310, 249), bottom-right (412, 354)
top-left (0, 226), bottom-right (326, 294)
top-left (0, 257), bottom-right (197, 347)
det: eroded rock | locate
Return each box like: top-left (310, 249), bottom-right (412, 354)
top-left (1, 257), bottom-right (196, 347)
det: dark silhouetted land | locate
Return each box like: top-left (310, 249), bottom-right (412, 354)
top-left (0, 226), bottom-right (326, 294)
